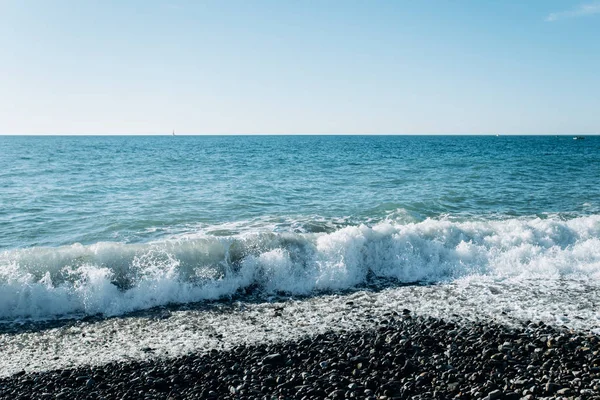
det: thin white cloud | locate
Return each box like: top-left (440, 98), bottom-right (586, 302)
top-left (546, 2), bottom-right (600, 21)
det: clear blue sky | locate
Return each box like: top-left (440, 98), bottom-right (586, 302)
top-left (1, 0), bottom-right (599, 134)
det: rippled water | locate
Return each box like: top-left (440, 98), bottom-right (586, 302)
top-left (1, 135), bottom-right (599, 321)
top-left (3, 135), bottom-right (598, 248)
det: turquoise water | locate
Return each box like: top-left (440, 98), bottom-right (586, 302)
top-left (1, 135), bottom-right (599, 320)
top-left (2, 135), bottom-right (598, 249)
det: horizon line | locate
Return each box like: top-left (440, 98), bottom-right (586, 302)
top-left (1, 133), bottom-right (598, 137)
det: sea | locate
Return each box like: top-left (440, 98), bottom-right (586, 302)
top-left (1, 135), bottom-right (599, 375)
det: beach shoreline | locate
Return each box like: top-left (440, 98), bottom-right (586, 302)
top-left (2, 279), bottom-right (600, 380)
top-left (1, 311), bottom-right (599, 399)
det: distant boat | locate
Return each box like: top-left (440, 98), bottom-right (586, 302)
top-left (172, 130), bottom-right (175, 136)
top-left (573, 136), bottom-right (585, 140)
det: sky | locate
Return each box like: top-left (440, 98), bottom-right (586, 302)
top-left (0, 0), bottom-right (599, 135)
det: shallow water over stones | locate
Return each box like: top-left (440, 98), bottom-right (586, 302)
top-left (2, 312), bottom-right (600, 399)
top-left (1, 278), bottom-right (600, 379)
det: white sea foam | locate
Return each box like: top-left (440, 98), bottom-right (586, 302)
top-left (1, 215), bottom-right (599, 320)
top-left (3, 277), bottom-right (600, 377)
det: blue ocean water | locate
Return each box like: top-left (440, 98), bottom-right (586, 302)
top-left (1, 135), bottom-right (599, 320)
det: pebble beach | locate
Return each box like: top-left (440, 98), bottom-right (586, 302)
top-left (2, 310), bottom-right (600, 400)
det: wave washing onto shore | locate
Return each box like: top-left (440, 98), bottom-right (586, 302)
top-left (1, 215), bottom-right (599, 320)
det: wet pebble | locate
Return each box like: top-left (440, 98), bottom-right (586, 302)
top-left (2, 312), bottom-right (600, 399)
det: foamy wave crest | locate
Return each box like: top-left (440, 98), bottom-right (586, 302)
top-left (1, 215), bottom-right (599, 320)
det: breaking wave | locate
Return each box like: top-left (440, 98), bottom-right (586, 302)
top-left (1, 215), bottom-right (599, 320)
